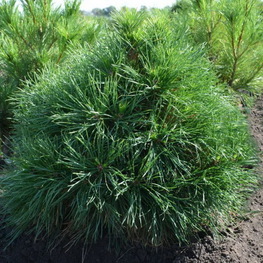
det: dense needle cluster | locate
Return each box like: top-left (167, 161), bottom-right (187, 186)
top-left (1, 8), bottom-right (257, 247)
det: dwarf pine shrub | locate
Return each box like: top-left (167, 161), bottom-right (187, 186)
top-left (1, 9), bottom-right (257, 247)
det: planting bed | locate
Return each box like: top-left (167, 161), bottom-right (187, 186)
top-left (0, 96), bottom-right (262, 263)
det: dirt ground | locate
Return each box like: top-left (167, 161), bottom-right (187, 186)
top-left (0, 95), bottom-right (263, 263)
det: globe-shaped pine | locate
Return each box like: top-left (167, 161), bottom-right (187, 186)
top-left (2, 10), bottom-right (256, 247)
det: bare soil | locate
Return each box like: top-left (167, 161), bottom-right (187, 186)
top-left (0, 96), bottom-right (263, 263)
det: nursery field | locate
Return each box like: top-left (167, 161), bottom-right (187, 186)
top-left (0, 0), bottom-right (263, 262)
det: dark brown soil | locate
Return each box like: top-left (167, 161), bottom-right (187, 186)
top-left (0, 96), bottom-right (263, 263)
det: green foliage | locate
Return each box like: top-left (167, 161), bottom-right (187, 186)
top-left (91, 6), bottom-right (117, 17)
top-left (1, 10), bottom-right (257, 247)
top-left (217, 0), bottom-right (263, 89)
top-left (171, 0), bottom-right (193, 12)
top-left (0, 0), bottom-right (92, 84)
top-left (174, 0), bottom-right (263, 91)
top-left (0, 0), bottom-right (103, 153)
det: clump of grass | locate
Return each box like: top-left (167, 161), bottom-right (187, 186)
top-left (0, 9), bottom-right (257, 247)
